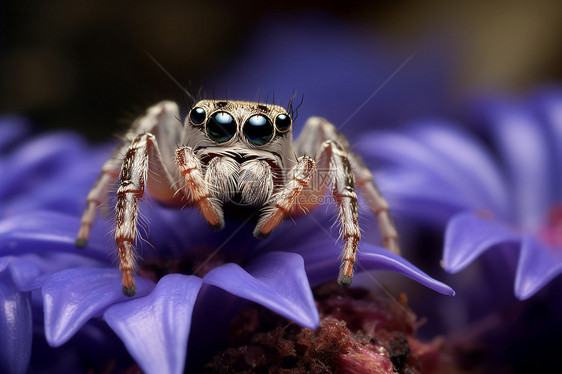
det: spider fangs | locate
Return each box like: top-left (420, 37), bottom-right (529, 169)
top-left (76, 100), bottom-right (399, 296)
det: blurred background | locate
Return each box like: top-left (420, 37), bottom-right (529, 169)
top-left (1, 0), bottom-right (561, 141)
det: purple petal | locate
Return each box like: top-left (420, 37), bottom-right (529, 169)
top-left (0, 254), bottom-right (101, 292)
top-left (3, 146), bottom-right (111, 216)
top-left (0, 258), bottom-right (10, 272)
top-left (104, 274), bottom-right (202, 374)
top-left (0, 211), bottom-right (111, 263)
top-left (357, 131), bottom-right (480, 225)
top-left (2, 256), bottom-right (42, 292)
top-left (42, 267), bottom-right (155, 346)
top-left (407, 123), bottom-right (510, 218)
top-left (0, 272), bottom-right (32, 374)
top-left (357, 247), bottom-right (455, 296)
top-left (186, 285), bottom-right (256, 370)
top-left (444, 211), bottom-right (521, 273)
top-left (358, 126), bottom-right (509, 219)
top-left (132, 203), bottom-right (211, 260)
top-left (532, 89), bottom-right (562, 200)
top-left (4, 253), bottom-right (100, 291)
top-left (357, 131), bottom-right (461, 184)
top-left (0, 116), bottom-right (29, 152)
top-left (515, 235), bottom-right (562, 300)
top-left (477, 101), bottom-right (553, 229)
top-left (203, 251), bottom-right (319, 329)
top-left (254, 210), bottom-right (336, 254)
top-left (0, 133), bottom-right (85, 201)
top-left (375, 167), bottom-right (472, 226)
top-left (298, 239), bottom-right (454, 295)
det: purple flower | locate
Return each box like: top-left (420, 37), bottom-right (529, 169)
top-left (0, 257), bottom-right (31, 374)
top-left (0, 115), bottom-right (452, 372)
top-left (0, 118), bottom-right (120, 373)
top-left (356, 89), bottom-right (562, 301)
top-left (212, 14), bottom-right (454, 138)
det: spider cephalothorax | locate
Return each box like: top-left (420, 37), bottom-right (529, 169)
top-left (76, 100), bottom-right (399, 296)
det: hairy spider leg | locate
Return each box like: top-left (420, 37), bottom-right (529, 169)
top-left (175, 146), bottom-right (225, 230)
top-left (116, 130), bottom-right (183, 296)
top-left (316, 140), bottom-right (361, 286)
top-left (296, 117), bottom-right (400, 256)
top-left (76, 101), bottom-right (182, 247)
top-left (253, 155), bottom-right (316, 238)
top-left (78, 102), bottom-right (183, 297)
top-left (349, 156), bottom-right (399, 254)
top-left (76, 156), bottom-right (121, 247)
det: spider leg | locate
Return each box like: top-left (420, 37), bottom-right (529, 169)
top-left (296, 117), bottom-right (399, 255)
top-left (348, 156), bottom-right (399, 254)
top-left (76, 101), bottom-right (182, 247)
top-left (75, 157), bottom-right (120, 247)
top-left (175, 146), bottom-right (225, 230)
top-left (253, 156), bottom-right (315, 238)
top-left (77, 102), bottom-right (183, 297)
top-left (316, 140), bottom-right (361, 286)
top-left (115, 132), bottom-right (177, 296)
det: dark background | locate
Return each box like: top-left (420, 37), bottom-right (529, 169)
top-left (1, 0), bottom-right (562, 141)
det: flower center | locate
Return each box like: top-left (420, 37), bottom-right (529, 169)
top-left (538, 204), bottom-right (562, 248)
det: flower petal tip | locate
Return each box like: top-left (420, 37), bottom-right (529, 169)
top-left (104, 274), bottom-right (202, 374)
top-left (43, 268), bottom-right (155, 347)
top-left (514, 235), bottom-right (562, 300)
top-left (203, 251), bottom-right (319, 329)
top-left (356, 245), bottom-right (455, 296)
top-left (443, 212), bottom-right (520, 274)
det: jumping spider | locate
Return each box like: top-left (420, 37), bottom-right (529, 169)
top-left (76, 100), bottom-right (399, 296)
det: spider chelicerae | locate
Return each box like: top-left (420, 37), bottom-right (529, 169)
top-left (76, 100), bottom-right (399, 296)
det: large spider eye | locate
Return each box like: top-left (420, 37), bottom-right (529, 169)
top-left (206, 112), bottom-right (236, 143)
top-left (274, 113), bottom-right (292, 132)
top-left (243, 114), bottom-right (274, 146)
top-left (189, 107), bottom-right (206, 125)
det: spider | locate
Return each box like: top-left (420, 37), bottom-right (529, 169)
top-left (75, 100), bottom-right (399, 296)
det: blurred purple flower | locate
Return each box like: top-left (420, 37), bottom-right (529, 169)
top-left (357, 88), bottom-right (562, 301)
top-left (212, 14), bottom-right (454, 139)
top-left (0, 114), bottom-right (453, 373)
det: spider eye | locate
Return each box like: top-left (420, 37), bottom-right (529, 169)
top-left (189, 107), bottom-right (206, 125)
top-left (274, 113), bottom-right (292, 132)
top-left (206, 112), bottom-right (237, 143)
top-left (243, 115), bottom-right (274, 146)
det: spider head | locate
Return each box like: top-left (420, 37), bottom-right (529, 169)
top-left (187, 100), bottom-right (292, 147)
